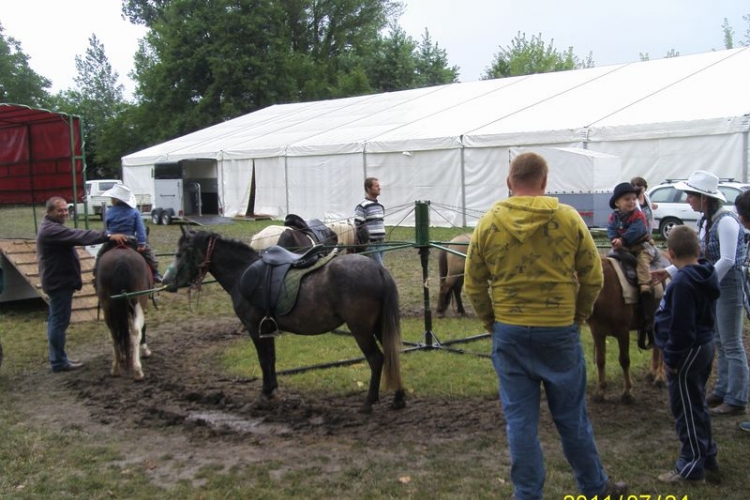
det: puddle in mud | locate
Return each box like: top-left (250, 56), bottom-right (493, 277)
top-left (186, 411), bottom-right (292, 435)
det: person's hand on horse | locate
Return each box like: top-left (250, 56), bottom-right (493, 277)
top-left (109, 233), bottom-right (129, 245)
top-left (137, 244), bottom-right (146, 252)
top-left (611, 238), bottom-right (623, 249)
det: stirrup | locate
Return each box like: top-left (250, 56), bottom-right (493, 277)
top-left (258, 316), bottom-right (281, 338)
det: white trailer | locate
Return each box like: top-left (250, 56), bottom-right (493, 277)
top-left (149, 159), bottom-right (221, 225)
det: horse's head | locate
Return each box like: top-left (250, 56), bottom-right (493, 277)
top-left (163, 226), bottom-right (210, 292)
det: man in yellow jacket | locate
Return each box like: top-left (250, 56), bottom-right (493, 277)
top-left (464, 152), bottom-right (627, 500)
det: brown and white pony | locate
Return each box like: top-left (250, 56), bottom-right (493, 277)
top-left (95, 246), bottom-right (151, 381)
top-left (586, 253), bottom-right (667, 403)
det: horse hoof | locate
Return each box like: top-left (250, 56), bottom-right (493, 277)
top-left (133, 374), bottom-right (145, 382)
top-left (391, 390), bottom-right (407, 410)
top-left (358, 402), bottom-right (374, 414)
top-left (141, 345), bottom-right (152, 358)
top-left (621, 393), bottom-right (635, 405)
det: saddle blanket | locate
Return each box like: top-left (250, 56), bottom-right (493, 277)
top-left (607, 257), bottom-right (664, 305)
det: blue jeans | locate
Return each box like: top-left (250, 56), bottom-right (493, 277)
top-left (367, 242), bottom-right (384, 266)
top-left (491, 322), bottom-right (609, 500)
top-left (712, 268), bottom-right (749, 407)
top-left (47, 288), bottom-right (74, 372)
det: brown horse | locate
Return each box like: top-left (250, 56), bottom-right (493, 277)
top-left (436, 233), bottom-right (471, 318)
top-left (586, 254), bottom-right (666, 403)
top-left (96, 246), bottom-right (151, 381)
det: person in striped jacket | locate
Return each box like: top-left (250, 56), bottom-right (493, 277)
top-left (354, 177), bottom-right (386, 265)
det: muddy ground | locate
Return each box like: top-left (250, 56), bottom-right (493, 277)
top-left (7, 314), bottom-right (698, 491)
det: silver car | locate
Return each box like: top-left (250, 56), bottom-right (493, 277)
top-left (647, 179), bottom-right (750, 239)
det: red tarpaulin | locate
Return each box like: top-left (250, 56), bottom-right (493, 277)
top-left (0, 103), bottom-right (84, 205)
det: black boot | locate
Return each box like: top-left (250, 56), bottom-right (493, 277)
top-left (638, 289), bottom-right (656, 350)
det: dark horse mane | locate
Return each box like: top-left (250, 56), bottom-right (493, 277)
top-left (194, 231), bottom-right (258, 258)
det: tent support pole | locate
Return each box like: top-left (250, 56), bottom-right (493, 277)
top-left (460, 144), bottom-right (467, 227)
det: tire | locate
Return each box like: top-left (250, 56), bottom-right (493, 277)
top-left (659, 217), bottom-right (683, 239)
top-left (161, 209), bottom-right (173, 226)
top-left (151, 208), bottom-right (163, 225)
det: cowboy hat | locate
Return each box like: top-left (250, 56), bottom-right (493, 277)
top-left (102, 183), bottom-right (137, 208)
top-left (674, 170), bottom-right (726, 202)
top-left (609, 182), bottom-right (640, 209)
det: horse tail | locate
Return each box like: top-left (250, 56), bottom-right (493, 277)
top-left (103, 288), bottom-right (135, 368)
top-left (438, 248), bottom-right (448, 281)
top-left (378, 266), bottom-right (403, 392)
top-left (98, 249), bottom-right (148, 368)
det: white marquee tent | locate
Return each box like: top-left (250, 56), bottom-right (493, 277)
top-left (122, 47), bottom-right (750, 227)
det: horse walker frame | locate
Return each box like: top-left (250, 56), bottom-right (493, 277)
top-left (109, 199), bottom-right (490, 377)
top-left (401, 200), bottom-right (489, 358)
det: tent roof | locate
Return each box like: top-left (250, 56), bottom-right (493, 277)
top-left (123, 47), bottom-right (750, 166)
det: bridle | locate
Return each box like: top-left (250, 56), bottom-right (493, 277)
top-left (190, 236), bottom-right (216, 292)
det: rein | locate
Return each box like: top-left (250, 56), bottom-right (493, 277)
top-left (190, 236), bottom-right (217, 292)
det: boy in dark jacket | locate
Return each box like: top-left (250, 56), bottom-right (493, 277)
top-left (654, 225), bottom-right (721, 483)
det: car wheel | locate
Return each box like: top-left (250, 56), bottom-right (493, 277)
top-left (151, 208), bottom-right (163, 225)
top-left (659, 217), bottom-right (683, 239)
top-left (161, 209), bottom-right (173, 226)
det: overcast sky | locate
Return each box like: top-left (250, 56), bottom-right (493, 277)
top-left (1, 0), bottom-right (748, 99)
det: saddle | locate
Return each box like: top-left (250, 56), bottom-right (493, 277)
top-left (240, 244), bottom-right (337, 337)
top-left (606, 249), bottom-right (666, 350)
top-left (94, 239), bottom-right (153, 288)
top-left (284, 214), bottom-right (336, 247)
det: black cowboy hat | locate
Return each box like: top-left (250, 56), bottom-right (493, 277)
top-left (609, 182), bottom-right (640, 209)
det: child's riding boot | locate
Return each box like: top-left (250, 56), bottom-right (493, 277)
top-left (638, 286), bottom-right (656, 349)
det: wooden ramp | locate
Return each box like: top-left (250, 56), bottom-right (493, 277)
top-left (0, 239), bottom-right (100, 323)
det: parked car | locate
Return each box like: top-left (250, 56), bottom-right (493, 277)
top-left (68, 179), bottom-right (151, 220)
top-left (647, 178), bottom-right (750, 238)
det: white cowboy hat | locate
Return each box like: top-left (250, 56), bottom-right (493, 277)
top-left (674, 170), bottom-right (726, 202)
top-left (102, 183), bottom-right (137, 208)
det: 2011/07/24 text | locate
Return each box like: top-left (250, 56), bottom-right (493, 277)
top-left (563, 495), bottom-right (688, 500)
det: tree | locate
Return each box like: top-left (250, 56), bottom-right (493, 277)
top-left (127, 0), bottom-right (438, 142)
top-left (722, 18), bottom-right (735, 49)
top-left (53, 35), bottom-right (128, 178)
top-left (414, 29), bottom-right (459, 86)
top-left (0, 23), bottom-right (52, 106)
top-left (481, 32), bottom-right (590, 80)
top-left (365, 23), bottom-right (419, 92)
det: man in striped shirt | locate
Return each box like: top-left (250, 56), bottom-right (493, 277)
top-left (354, 177), bottom-right (386, 265)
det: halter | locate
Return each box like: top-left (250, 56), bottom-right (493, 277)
top-left (190, 236), bottom-right (216, 292)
